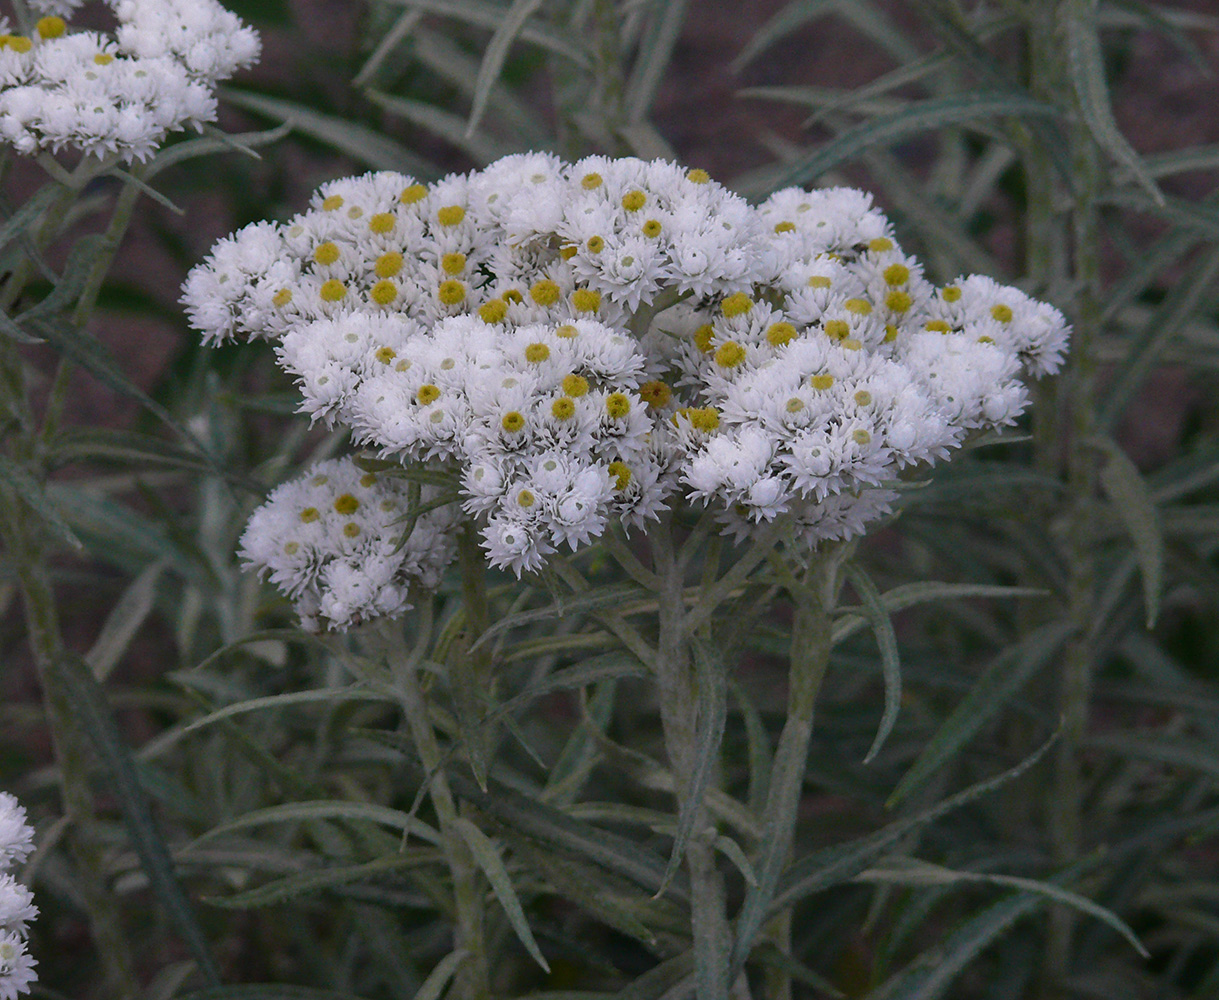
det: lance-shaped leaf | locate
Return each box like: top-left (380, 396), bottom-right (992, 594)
top-left (845, 565), bottom-right (902, 763)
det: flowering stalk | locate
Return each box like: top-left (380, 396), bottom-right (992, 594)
top-left (381, 609), bottom-right (491, 1000)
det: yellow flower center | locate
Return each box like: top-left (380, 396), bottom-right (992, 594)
top-left (884, 324), bottom-right (898, 342)
top-left (883, 263), bottom-right (909, 285)
top-left (809, 374), bottom-right (834, 390)
top-left (774, 221), bottom-right (796, 233)
top-left (441, 252), bottom-right (466, 275)
top-left (438, 280), bottom-right (465, 305)
top-left (555, 324), bottom-right (578, 339)
top-left (551, 397), bottom-right (576, 420)
top-left (785, 397), bottom-right (805, 413)
top-left (313, 242), bottom-right (340, 265)
top-left (581, 172), bottom-right (603, 189)
top-left (560, 245), bottom-right (578, 259)
top-left (642, 219), bottom-right (662, 238)
top-left (608, 461), bottom-right (632, 490)
top-left (562, 374), bottom-right (589, 397)
top-left (400, 184), bottom-right (427, 204)
top-left (6, 36), bottom-right (31, 53)
top-left (807, 275), bottom-right (831, 289)
top-left (721, 293), bottom-right (753, 317)
top-left (321, 194), bottom-right (344, 211)
top-left (417, 385), bottom-right (441, 405)
top-left (885, 290), bottom-right (912, 313)
top-left (693, 324), bottom-right (715, 353)
top-left (334, 494), bottom-right (360, 515)
top-left (343, 522), bottom-right (361, 537)
top-left (854, 390), bottom-right (873, 406)
top-left (371, 280), bottom-right (397, 305)
top-left (714, 342), bottom-right (747, 368)
top-left (868, 237), bottom-right (894, 252)
top-left (605, 393), bottom-right (631, 418)
top-left (525, 343), bottom-right (551, 363)
top-left (478, 300), bottom-right (507, 324)
top-left (586, 235), bottom-right (605, 253)
top-left (436, 205), bottom-right (465, 226)
top-left (638, 380), bottom-right (672, 409)
top-left (530, 279), bottom-right (561, 306)
top-left (844, 298), bottom-right (872, 315)
top-left (622, 190), bottom-right (647, 212)
top-left (571, 288), bottom-right (601, 313)
top-left (687, 168), bottom-right (710, 184)
top-left (924, 319), bottom-right (950, 333)
top-left (319, 280), bottom-right (346, 302)
top-left (300, 507), bottom-right (320, 523)
top-left (272, 288), bottom-right (293, 307)
top-left (374, 346), bottom-right (396, 364)
top-left (842, 338), bottom-right (862, 351)
top-left (852, 429), bottom-right (872, 445)
top-left (991, 303), bottom-right (1014, 323)
top-left (375, 251), bottom-right (403, 278)
top-left (502, 289), bottom-right (523, 304)
top-left (36, 16), bottom-right (66, 38)
top-left (501, 411), bottom-right (525, 433)
top-left (93, 52), bottom-right (114, 64)
top-left (824, 319), bottom-right (849, 341)
top-left (369, 212), bottom-right (396, 234)
top-left (766, 322), bottom-right (797, 346)
top-left (517, 489), bottom-right (535, 508)
top-left (942, 286), bottom-right (962, 302)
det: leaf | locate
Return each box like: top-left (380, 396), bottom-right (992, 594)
top-left (160, 688), bottom-right (387, 746)
top-left (855, 857), bottom-right (1146, 957)
top-left (0, 455), bottom-right (83, 552)
top-left (353, 9), bottom-right (425, 88)
top-left (49, 427), bottom-right (223, 475)
top-left (624, 0), bottom-right (690, 122)
top-left (470, 583), bottom-right (644, 652)
top-left (845, 566), bottom-right (901, 763)
top-left (454, 817), bottom-right (550, 972)
top-left (191, 800), bottom-right (441, 848)
top-left (466, 0), bottom-right (545, 136)
top-left (58, 652), bottom-right (220, 985)
top-left (411, 951), bottom-right (468, 1000)
top-left (205, 853), bottom-right (439, 909)
top-left (612, 953), bottom-right (694, 1000)
top-left (0, 183), bottom-right (60, 252)
top-left (772, 731), bottom-right (1058, 913)
top-left (180, 987), bottom-right (373, 1000)
top-left (888, 621), bottom-right (1073, 805)
top-left (730, 0), bottom-right (836, 71)
top-left (365, 89), bottom-right (514, 164)
top-left (657, 638), bottom-right (727, 900)
top-left (379, 0), bottom-right (588, 64)
top-left (764, 92), bottom-right (1060, 188)
top-left (494, 652), bottom-right (649, 720)
top-left (85, 560), bottom-right (165, 680)
top-left (1093, 437), bottom-right (1165, 628)
top-left (143, 123), bottom-right (292, 179)
top-left (220, 89), bottom-right (435, 176)
top-left (1065, 1), bottom-right (1163, 205)
top-left (832, 583), bottom-right (1047, 645)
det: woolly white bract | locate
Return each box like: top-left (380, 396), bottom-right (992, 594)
top-left (184, 154), bottom-right (1069, 628)
top-left (0, 795), bottom-right (36, 1000)
top-left (0, 0), bottom-right (259, 162)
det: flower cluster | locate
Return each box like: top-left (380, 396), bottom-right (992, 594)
top-left (0, 0), bottom-right (259, 162)
top-left (185, 154), bottom-right (1069, 627)
top-left (239, 457), bottom-right (462, 630)
top-left (0, 794), bottom-right (36, 1000)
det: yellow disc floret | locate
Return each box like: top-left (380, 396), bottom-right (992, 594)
top-left (991, 303), bottom-right (1014, 323)
top-left (556, 324), bottom-right (578, 339)
top-left (587, 236), bottom-right (605, 253)
top-left (852, 429), bottom-right (872, 445)
top-left (721, 293), bottom-right (753, 317)
top-left (551, 397), bottom-right (576, 420)
top-left (622, 190), bottom-right (647, 212)
top-left (809, 373), bottom-right (834, 391)
top-left (883, 263), bottom-right (910, 285)
top-left (334, 494), bottom-right (360, 515)
top-left (581, 172), bottom-right (603, 189)
top-left (807, 275), bottom-right (832, 289)
top-left (501, 411), bottom-right (525, 433)
top-left (436, 205), bottom-right (465, 226)
top-left (313, 242), bottom-right (340, 265)
top-left (785, 397), bottom-right (805, 413)
top-left (360, 473), bottom-right (378, 487)
top-left (605, 393), bottom-right (631, 418)
top-left (371, 280), bottom-right (397, 305)
top-left (687, 168), bottom-right (710, 184)
top-left (824, 319), bottom-right (849, 341)
top-left (774, 221), bottom-right (796, 233)
top-left (319, 280), bottom-right (347, 302)
top-left (478, 300), bottom-right (507, 323)
top-left (560, 245), bottom-right (578, 259)
top-left (571, 288), bottom-right (601, 313)
top-left (885, 290), bottom-right (913, 313)
top-left (374, 346), bottom-right (396, 364)
top-left (6, 36), bottom-right (32, 53)
top-left (375, 251), bottom-right (404, 278)
top-left (525, 343), bottom-right (551, 364)
top-left (638, 380), bottom-right (672, 410)
top-left (562, 374), bottom-right (589, 397)
top-left (942, 286), bottom-right (962, 303)
top-left (343, 522), bottom-right (361, 538)
top-left (884, 324), bottom-right (898, 343)
top-left (93, 52), bottom-right (114, 65)
top-left (766, 322), bottom-right (797, 347)
top-left (502, 289), bottom-right (524, 304)
top-left (854, 390), bottom-right (873, 406)
top-left (868, 237), bottom-right (894, 253)
top-left (417, 385), bottom-right (441, 405)
top-left (642, 219), bottom-right (662, 238)
top-left (693, 324), bottom-right (715, 353)
top-left (678, 407), bottom-right (720, 432)
top-left (844, 298), bottom-right (872, 315)
top-left (438, 280), bottom-right (465, 305)
top-left (517, 489), bottom-right (536, 508)
top-left (924, 319), bottom-right (950, 333)
top-left (607, 461), bottom-right (632, 490)
top-left (714, 342), bottom-right (747, 368)
top-left (530, 279), bottom-right (561, 306)
top-left (441, 252), bottom-right (466, 275)
top-left (400, 184), bottom-right (427, 204)
top-left (300, 507), bottom-right (320, 523)
top-left (369, 212), bottom-right (396, 234)
top-left (842, 338), bottom-right (862, 351)
top-left (321, 194), bottom-right (344, 211)
top-left (272, 288), bottom-right (293, 307)
top-left (36, 16), bottom-right (66, 39)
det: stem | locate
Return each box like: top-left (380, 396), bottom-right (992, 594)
top-left (1044, 1), bottom-right (1104, 992)
top-left (383, 610), bottom-right (491, 1000)
top-left (651, 515), bottom-right (731, 998)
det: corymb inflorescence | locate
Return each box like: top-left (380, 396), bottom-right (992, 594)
top-left (183, 154), bottom-right (1070, 630)
top-left (0, 0), bottom-right (260, 162)
top-left (0, 794), bottom-right (37, 1000)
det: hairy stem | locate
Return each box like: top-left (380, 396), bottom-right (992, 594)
top-left (384, 609), bottom-right (491, 1000)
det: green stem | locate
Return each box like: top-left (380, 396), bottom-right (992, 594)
top-left (651, 515), bottom-right (731, 998)
top-left (383, 609), bottom-right (491, 1000)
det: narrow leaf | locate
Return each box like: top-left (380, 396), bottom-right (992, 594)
top-left (205, 854), bottom-right (438, 909)
top-left (412, 951), bottom-right (468, 1000)
top-left (0, 455), bottom-right (83, 551)
top-left (191, 800), bottom-right (441, 847)
top-left (58, 652), bottom-right (220, 984)
top-left (888, 621), bottom-right (1072, 805)
top-left (624, 0), bottom-right (689, 122)
top-left (454, 817), bottom-right (550, 972)
top-left (846, 565), bottom-right (901, 763)
top-left (470, 583), bottom-right (644, 651)
top-left (85, 560), bottom-right (165, 680)
top-left (467, 0), bottom-right (545, 136)
top-left (1094, 437), bottom-right (1165, 627)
